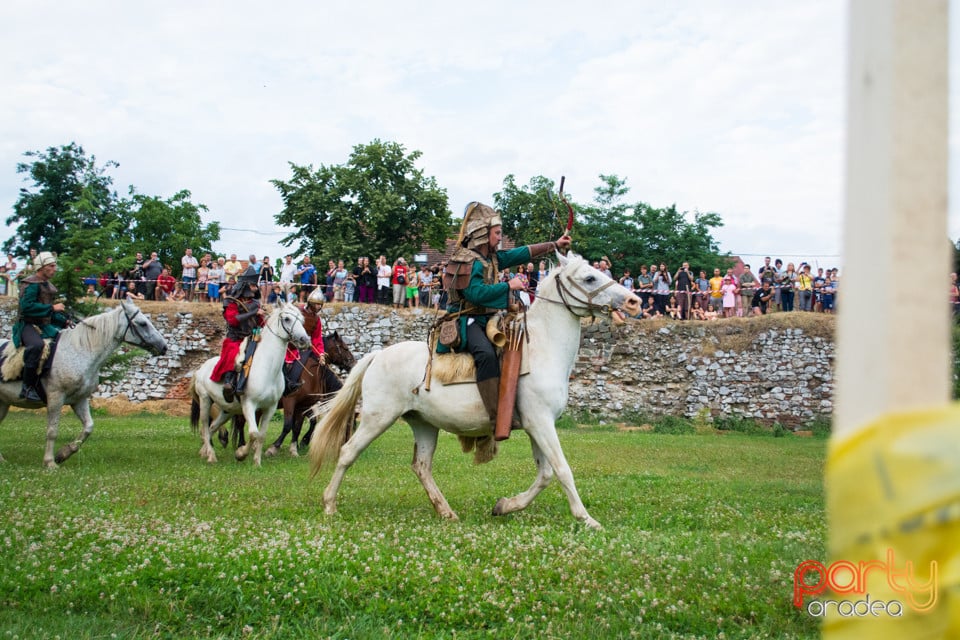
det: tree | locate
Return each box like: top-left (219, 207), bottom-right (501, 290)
top-left (6, 143), bottom-right (220, 304)
top-left (123, 189), bottom-right (220, 275)
top-left (272, 140), bottom-right (451, 261)
top-left (576, 175), bottom-right (644, 266)
top-left (493, 173), bottom-right (729, 275)
top-left (52, 187), bottom-right (127, 305)
top-left (5, 143), bottom-right (119, 257)
top-left (493, 175), bottom-right (570, 246)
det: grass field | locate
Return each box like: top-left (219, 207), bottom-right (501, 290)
top-left (0, 410), bottom-right (826, 639)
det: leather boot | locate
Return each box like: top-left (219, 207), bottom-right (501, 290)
top-left (282, 363), bottom-right (302, 396)
top-left (477, 377), bottom-right (500, 424)
top-left (222, 371), bottom-right (236, 402)
top-left (19, 367), bottom-right (42, 402)
top-left (234, 369), bottom-right (248, 397)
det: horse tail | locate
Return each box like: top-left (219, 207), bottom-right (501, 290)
top-left (308, 350), bottom-right (376, 477)
top-left (189, 375), bottom-right (201, 434)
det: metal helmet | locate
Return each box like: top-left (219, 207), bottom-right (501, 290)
top-left (307, 287), bottom-right (325, 308)
top-left (34, 251), bottom-right (57, 269)
top-left (456, 202), bottom-right (502, 251)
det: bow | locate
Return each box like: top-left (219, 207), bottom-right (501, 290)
top-left (558, 175), bottom-right (575, 235)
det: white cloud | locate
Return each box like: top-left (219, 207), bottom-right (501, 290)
top-left (0, 0), bottom-right (955, 266)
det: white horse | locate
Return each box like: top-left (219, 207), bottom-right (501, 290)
top-left (189, 302), bottom-right (311, 467)
top-left (308, 252), bottom-right (641, 528)
top-left (0, 297), bottom-right (168, 468)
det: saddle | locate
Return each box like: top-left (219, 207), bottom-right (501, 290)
top-left (232, 333), bottom-right (263, 371)
top-left (0, 338), bottom-right (55, 383)
top-left (427, 331), bottom-right (531, 386)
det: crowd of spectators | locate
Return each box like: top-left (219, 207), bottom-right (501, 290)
top-left (2, 248), bottom-right (451, 310)
top-left (615, 256), bottom-right (844, 320)
top-left (5, 246), bottom-right (959, 323)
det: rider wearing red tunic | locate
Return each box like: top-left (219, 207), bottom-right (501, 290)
top-left (211, 274), bottom-right (264, 401)
top-left (283, 288), bottom-right (326, 393)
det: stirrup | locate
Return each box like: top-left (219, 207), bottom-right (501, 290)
top-left (20, 385), bottom-right (42, 403)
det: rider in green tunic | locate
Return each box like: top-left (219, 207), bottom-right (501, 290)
top-left (441, 202), bottom-right (570, 422)
top-left (13, 252), bottom-right (69, 401)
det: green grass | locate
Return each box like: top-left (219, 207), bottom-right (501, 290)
top-left (0, 411), bottom-right (825, 639)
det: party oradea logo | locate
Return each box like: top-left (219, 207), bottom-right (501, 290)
top-left (793, 548), bottom-right (938, 618)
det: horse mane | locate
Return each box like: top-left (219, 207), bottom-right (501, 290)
top-left (531, 252), bottom-right (584, 302)
top-left (61, 306), bottom-right (123, 352)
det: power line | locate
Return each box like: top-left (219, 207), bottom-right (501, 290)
top-left (220, 227), bottom-right (290, 236)
top-left (730, 251), bottom-right (842, 258)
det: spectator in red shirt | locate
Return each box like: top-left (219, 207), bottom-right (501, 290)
top-left (392, 257), bottom-right (408, 308)
top-left (157, 267), bottom-right (177, 300)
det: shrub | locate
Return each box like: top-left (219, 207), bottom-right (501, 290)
top-left (713, 414), bottom-right (768, 435)
top-left (805, 416), bottom-right (832, 438)
top-left (619, 408), bottom-right (654, 427)
top-left (653, 415), bottom-right (695, 435)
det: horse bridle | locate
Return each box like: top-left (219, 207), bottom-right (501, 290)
top-left (76, 303), bottom-right (157, 352)
top-left (265, 306), bottom-right (306, 343)
top-left (119, 304), bottom-right (154, 346)
top-left (533, 262), bottom-right (620, 317)
top-left (324, 335), bottom-right (355, 371)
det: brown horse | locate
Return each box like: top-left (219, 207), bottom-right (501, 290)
top-left (267, 331), bottom-right (355, 456)
top-left (228, 332), bottom-right (356, 457)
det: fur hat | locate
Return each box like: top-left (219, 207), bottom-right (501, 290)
top-left (230, 281), bottom-right (258, 298)
top-left (236, 265), bottom-right (259, 287)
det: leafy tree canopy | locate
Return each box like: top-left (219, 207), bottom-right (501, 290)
top-left (493, 174), bottom-right (570, 246)
top-left (495, 173), bottom-right (729, 275)
top-left (7, 143), bottom-right (219, 304)
top-left (122, 189), bottom-right (220, 275)
top-left (272, 139), bottom-right (451, 262)
top-left (4, 143), bottom-right (118, 257)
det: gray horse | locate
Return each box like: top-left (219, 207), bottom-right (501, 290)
top-left (0, 298), bottom-right (167, 467)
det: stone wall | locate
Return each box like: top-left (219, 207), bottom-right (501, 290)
top-left (0, 299), bottom-right (835, 423)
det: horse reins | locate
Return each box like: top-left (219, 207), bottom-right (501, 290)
top-left (264, 307), bottom-right (305, 343)
top-left (533, 262), bottom-right (621, 317)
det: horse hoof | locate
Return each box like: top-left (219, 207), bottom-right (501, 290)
top-left (491, 498), bottom-right (508, 516)
top-left (235, 451), bottom-right (248, 462)
top-left (264, 445), bottom-right (279, 457)
top-left (289, 446), bottom-right (299, 458)
top-left (44, 460), bottom-right (59, 470)
top-left (54, 442), bottom-right (78, 464)
top-left (583, 517), bottom-right (603, 531)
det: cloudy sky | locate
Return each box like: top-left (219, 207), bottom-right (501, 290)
top-left (1, 1), bottom-right (957, 270)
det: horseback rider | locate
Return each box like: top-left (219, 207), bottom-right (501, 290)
top-left (441, 201), bottom-right (571, 423)
top-left (282, 287), bottom-right (328, 394)
top-left (13, 251), bottom-right (69, 401)
top-left (210, 267), bottom-right (263, 402)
